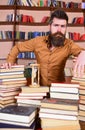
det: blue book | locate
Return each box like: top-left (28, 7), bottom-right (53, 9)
top-left (31, 32), bottom-right (41, 38)
top-left (20, 31), bottom-right (25, 40)
top-left (0, 119), bottom-right (36, 129)
top-left (0, 105), bottom-right (37, 127)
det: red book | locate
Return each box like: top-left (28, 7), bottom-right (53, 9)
top-left (29, 16), bottom-right (34, 23)
top-left (41, 16), bottom-right (49, 23)
top-left (22, 15), bottom-right (29, 22)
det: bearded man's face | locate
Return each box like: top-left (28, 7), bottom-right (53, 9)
top-left (48, 32), bottom-right (65, 47)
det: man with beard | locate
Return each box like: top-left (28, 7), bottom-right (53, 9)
top-left (2, 9), bottom-right (85, 86)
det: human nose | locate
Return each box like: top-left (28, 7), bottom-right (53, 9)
top-left (57, 25), bottom-right (61, 32)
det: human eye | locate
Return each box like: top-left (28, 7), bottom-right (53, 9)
top-left (53, 24), bottom-right (58, 27)
top-left (61, 25), bottom-right (66, 28)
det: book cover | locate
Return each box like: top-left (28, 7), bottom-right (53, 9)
top-left (0, 90), bottom-right (21, 97)
top-left (42, 124), bottom-right (80, 130)
top-left (19, 92), bottom-right (47, 96)
top-left (41, 98), bottom-right (78, 111)
top-left (39, 112), bottom-right (77, 120)
top-left (0, 77), bottom-right (26, 82)
top-left (0, 99), bottom-right (16, 105)
top-left (41, 118), bottom-right (80, 127)
top-left (0, 105), bottom-right (37, 123)
top-left (0, 65), bottom-right (25, 73)
top-left (15, 95), bottom-right (44, 100)
top-left (50, 92), bottom-right (79, 100)
top-left (21, 86), bottom-right (49, 93)
top-left (0, 118), bottom-right (35, 128)
top-left (51, 83), bottom-right (79, 88)
top-left (40, 107), bottom-right (78, 116)
top-left (0, 84), bottom-right (26, 89)
top-left (50, 87), bottom-right (78, 94)
top-left (0, 74), bottom-right (24, 79)
top-left (0, 80), bottom-right (27, 85)
top-left (17, 99), bottom-right (41, 106)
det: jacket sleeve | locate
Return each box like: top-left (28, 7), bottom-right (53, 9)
top-left (7, 38), bottom-right (37, 64)
top-left (68, 39), bottom-right (85, 56)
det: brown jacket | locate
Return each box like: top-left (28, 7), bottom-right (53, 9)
top-left (7, 36), bottom-right (82, 86)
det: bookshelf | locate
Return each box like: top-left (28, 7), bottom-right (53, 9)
top-left (0, 0), bottom-right (85, 68)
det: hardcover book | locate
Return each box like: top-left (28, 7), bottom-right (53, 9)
top-left (50, 92), bottom-right (79, 100)
top-left (0, 105), bottom-right (37, 123)
top-left (21, 86), bottom-right (49, 93)
top-left (51, 83), bottom-right (79, 88)
top-left (41, 98), bottom-right (78, 111)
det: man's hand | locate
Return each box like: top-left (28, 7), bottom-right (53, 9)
top-left (73, 51), bottom-right (85, 77)
top-left (1, 62), bottom-right (16, 69)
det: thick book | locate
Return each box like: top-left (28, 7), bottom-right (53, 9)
top-left (0, 71), bottom-right (24, 76)
top-left (0, 79), bottom-right (27, 85)
top-left (0, 118), bottom-right (35, 129)
top-left (39, 112), bottom-right (77, 120)
top-left (15, 95), bottom-right (44, 100)
top-left (51, 83), bottom-right (79, 88)
top-left (21, 86), bottom-right (49, 93)
top-left (78, 115), bottom-right (85, 121)
top-left (50, 87), bottom-right (78, 94)
top-left (0, 90), bottom-right (21, 97)
top-left (17, 99), bottom-right (41, 106)
top-left (79, 89), bottom-right (85, 95)
top-left (19, 92), bottom-right (47, 97)
top-left (79, 99), bottom-right (85, 104)
top-left (0, 77), bottom-right (26, 82)
top-left (50, 92), bottom-right (79, 100)
top-left (79, 110), bottom-right (85, 116)
top-left (41, 118), bottom-right (80, 128)
top-left (0, 65), bottom-right (25, 72)
top-left (40, 107), bottom-right (78, 116)
top-left (0, 102), bottom-right (16, 108)
top-left (79, 104), bottom-right (85, 111)
top-left (42, 124), bottom-right (80, 130)
top-left (0, 84), bottom-right (26, 89)
top-left (0, 99), bottom-right (16, 105)
top-left (40, 98), bottom-right (78, 111)
top-left (71, 79), bottom-right (85, 86)
top-left (0, 74), bottom-right (24, 79)
top-left (80, 95), bottom-right (85, 100)
top-left (0, 105), bottom-right (37, 123)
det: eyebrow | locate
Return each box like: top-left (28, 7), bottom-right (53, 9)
top-left (53, 24), bottom-right (66, 27)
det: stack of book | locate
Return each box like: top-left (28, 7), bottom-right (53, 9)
top-left (39, 83), bottom-right (80, 130)
top-left (0, 104), bottom-right (38, 129)
top-left (15, 86), bottom-right (49, 107)
top-left (0, 65), bottom-right (27, 108)
top-left (71, 74), bottom-right (85, 121)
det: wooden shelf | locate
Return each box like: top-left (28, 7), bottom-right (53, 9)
top-left (0, 5), bottom-right (16, 10)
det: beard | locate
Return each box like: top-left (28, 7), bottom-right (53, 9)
top-left (47, 32), bottom-right (65, 48)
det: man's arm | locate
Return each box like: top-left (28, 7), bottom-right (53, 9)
top-left (73, 50), bottom-right (85, 77)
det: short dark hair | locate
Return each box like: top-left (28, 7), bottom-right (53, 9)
top-left (49, 9), bottom-right (68, 24)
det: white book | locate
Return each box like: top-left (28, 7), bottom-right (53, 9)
top-left (0, 118), bottom-right (34, 128)
top-left (19, 92), bottom-right (47, 96)
top-left (51, 83), bottom-right (79, 88)
top-left (50, 92), bottom-right (79, 100)
top-left (40, 108), bottom-right (78, 116)
top-left (39, 112), bottom-right (77, 120)
top-left (15, 95), bottom-right (43, 100)
top-left (17, 99), bottom-right (41, 106)
top-left (50, 87), bottom-right (78, 93)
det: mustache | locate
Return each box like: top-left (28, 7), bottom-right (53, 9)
top-left (51, 32), bottom-right (65, 38)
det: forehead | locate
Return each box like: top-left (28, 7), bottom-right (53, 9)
top-left (52, 18), bottom-right (67, 25)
